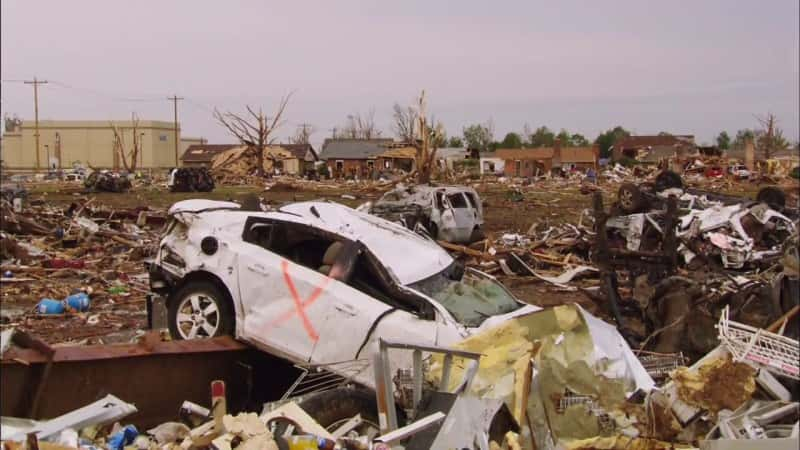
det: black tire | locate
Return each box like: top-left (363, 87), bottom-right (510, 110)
top-left (756, 186), bottom-right (786, 209)
top-left (295, 387), bottom-right (389, 433)
top-left (654, 170), bottom-right (683, 192)
top-left (84, 171), bottom-right (99, 189)
top-left (428, 222), bottom-right (439, 240)
top-left (618, 183), bottom-right (645, 214)
top-left (469, 226), bottom-right (485, 243)
top-left (167, 281), bottom-right (234, 340)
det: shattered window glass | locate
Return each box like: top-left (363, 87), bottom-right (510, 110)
top-left (410, 271), bottom-right (522, 327)
top-left (447, 193), bottom-right (468, 208)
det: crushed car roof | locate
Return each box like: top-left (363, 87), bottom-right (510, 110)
top-left (169, 199), bottom-right (454, 285)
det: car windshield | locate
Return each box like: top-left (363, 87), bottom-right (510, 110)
top-left (409, 267), bottom-right (522, 327)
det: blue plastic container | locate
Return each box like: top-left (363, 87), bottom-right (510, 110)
top-left (108, 425), bottom-right (138, 450)
top-left (37, 299), bottom-right (65, 315)
top-left (65, 292), bottom-right (90, 312)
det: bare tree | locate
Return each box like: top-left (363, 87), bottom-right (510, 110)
top-left (394, 91), bottom-right (445, 184)
top-left (214, 93), bottom-right (292, 177)
top-left (110, 112), bottom-right (142, 171)
top-left (340, 109), bottom-right (382, 139)
top-left (290, 123), bottom-right (314, 145)
top-left (4, 114), bottom-right (22, 133)
top-left (392, 103), bottom-right (417, 142)
top-left (755, 113), bottom-right (790, 163)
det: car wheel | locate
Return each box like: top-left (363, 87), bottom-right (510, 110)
top-left (168, 281), bottom-right (234, 340)
top-left (618, 183), bottom-right (645, 214)
top-left (469, 226), bottom-right (485, 243)
top-left (292, 388), bottom-right (390, 438)
top-left (756, 186), bottom-right (786, 209)
top-left (428, 222), bottom-right (439, 240)
top-left (654, 170), bottom-right (683, 192)
top-left (84, 171), bottom-right (99, 189)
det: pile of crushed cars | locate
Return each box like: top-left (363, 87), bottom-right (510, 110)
top-left (84, 171), bottom-right (133, 193)
top-left (168, 168), bottom-right (215, 193)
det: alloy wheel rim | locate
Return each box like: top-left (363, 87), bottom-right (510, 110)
top-left (176, 294), bottom-right (220, 339)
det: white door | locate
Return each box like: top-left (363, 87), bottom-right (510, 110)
top-left (312, 283), bottom-right (440, 387)
top-left (310, 284), bottom-right (393, 364)
top-left (237, 244), bottom-right (334, 362)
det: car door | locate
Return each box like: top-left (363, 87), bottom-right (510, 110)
top-left (236, 221), bottom-right (333, 363)
top-left (446, 192), bottom-right (477, 241)
top-left (312, 285), bottom-right (441, 388)
top-left (310, 247), bottom-right (439, 386)
top-left (311, 244), bottom-right (439, 363)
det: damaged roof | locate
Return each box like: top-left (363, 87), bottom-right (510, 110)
top-left (320, 139), bottom-right (394, 160)
top-left (180, 144), bottom-right (240, 163)
top-left (170, 199), bottom-right (453, 285)
top-left (614, 135), bottom-right (695, 150)
top-left (495, 148), bottom-right (555, 160)
top-left (279, 143), bottom-right (318, 161)
top-left (378, 146), bottom-right (416, 159)
top-left (556, 146), bottom-right (598, 164)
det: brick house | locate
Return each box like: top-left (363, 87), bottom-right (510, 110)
top-left (496, 148), bottom-right (555, 177)
top-left (555, 145), bottom-right (600, 171)
top-left (611, 135), bottom-right (695, 161)
top-left (496, 142), bottom-right (599, 177)
top-left (320, 139), bottom-right (416, 178)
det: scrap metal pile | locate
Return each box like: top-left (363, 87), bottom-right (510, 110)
top-left (438, 171), bottom-right (799, 361)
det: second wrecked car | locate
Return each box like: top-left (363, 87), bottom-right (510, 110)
top-left (358, 184), bottom-right (485, 243)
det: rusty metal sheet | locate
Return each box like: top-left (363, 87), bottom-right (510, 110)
top-left (1, 336), bottom-right (298, 429)
top-left (1, 335), bottom-right (247, 365)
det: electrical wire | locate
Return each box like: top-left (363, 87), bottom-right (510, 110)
top-left (48, 80), bottom-right (164, 102)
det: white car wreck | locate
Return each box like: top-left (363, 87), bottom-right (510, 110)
top-left (358, 184), bottom-right (484, 244)
top-left (148, 199), bottom-right (654, 434)
top-left (149, 200), bottom-right (535, 386)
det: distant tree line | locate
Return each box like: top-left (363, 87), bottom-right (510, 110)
top-left (321, 106), bottom-right (798, 160)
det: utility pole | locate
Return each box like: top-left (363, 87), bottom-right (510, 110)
top-left (167, 95), bottom-right (183, 166)
top-left (24, 77), bottom-right (48, 171)
top-left (295, 123), bottom-right (314, 144)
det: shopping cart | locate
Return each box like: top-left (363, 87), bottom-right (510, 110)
top-left (717, 306), bottom-right (799, 380)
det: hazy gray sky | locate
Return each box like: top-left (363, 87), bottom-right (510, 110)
top-left (2, 0), bottom-right (798, 147)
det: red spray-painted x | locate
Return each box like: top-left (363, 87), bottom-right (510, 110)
top-left (268, 260), bottom-right (331, 342)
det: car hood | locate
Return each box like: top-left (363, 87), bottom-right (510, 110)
top-left (279, 201), bottom-right (454, 285)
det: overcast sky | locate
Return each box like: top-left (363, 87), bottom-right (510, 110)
top-left (2, 0), bottom-right (798, 147)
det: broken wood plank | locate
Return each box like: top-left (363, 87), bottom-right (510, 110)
top-left (437, 240), bottom-right (492, 259)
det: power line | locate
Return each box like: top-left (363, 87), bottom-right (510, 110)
top-left (48, 80), bottom-right (163, 102)
top-left (183, 97), bottom-right (215, 114)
